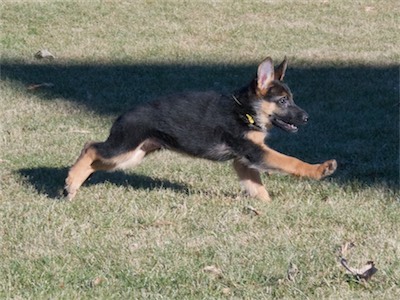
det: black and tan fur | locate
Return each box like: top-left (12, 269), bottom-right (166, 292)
top-left (65, 57), bottom-right (337, 201)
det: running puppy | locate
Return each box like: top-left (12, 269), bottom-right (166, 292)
top-left (65, 57), bottom-right (337, 201)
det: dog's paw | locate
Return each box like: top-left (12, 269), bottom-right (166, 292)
top-left (256, 189), bottom-right (271, 202)
top-left (64, 178), bottom-right (76, 201)
top-left (63, 187), bottom-right (75, 201)
top-left (317, 159), bottom-right (337, 179)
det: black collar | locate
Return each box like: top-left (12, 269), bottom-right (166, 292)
top-left (231, 95), bottom-right (263, 130)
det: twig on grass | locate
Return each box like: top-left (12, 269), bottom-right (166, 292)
top-left (27, 82), bottom-right (54, 90)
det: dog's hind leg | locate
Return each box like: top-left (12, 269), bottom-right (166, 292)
top-left (64, 142), bottom-right (110, 200)
top-left (233, 159), bottom-right (271, 202)
top-left (64, 139), bottom-right (161, 200)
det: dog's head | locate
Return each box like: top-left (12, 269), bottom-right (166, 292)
top-left (250, 57), bottom-right (309, 133)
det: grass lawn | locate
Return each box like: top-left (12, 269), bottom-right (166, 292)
top-left (1, 0), bottom-right (399, 299)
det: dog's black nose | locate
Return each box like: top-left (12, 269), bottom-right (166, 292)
top-left (302, 113), bottom-right (309, 123)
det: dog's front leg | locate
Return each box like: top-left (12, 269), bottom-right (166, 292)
top-left (261, 146), bottom-right (337, 179)
top-left (233, 159), bottom-right (271, 202)
top-left (245, 131), bottom-right (337, 180)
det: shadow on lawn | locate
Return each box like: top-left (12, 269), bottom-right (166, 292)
top-left (2, 59), bottom-right (399, 193)
top-left (18, 167), bottom-right (190, 199)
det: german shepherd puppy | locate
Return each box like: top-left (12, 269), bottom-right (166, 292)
top-left (65, 57), bottom-right (337, 201)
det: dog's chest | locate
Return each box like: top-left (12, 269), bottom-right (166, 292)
top-left (205, 142), bottom-right (233, 161)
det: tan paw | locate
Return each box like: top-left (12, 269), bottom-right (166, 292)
top-left (317, 159), bottom-right (337, 179)
top-left (256, 189), bottom-right (271, 202)
top-left (63, 177), bottom-right (76, 201)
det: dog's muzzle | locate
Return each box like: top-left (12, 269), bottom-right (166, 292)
top-left (271, 109), bottom-right (309, 133)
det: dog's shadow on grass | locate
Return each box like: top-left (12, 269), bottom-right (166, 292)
top-left (18, 167), bottom-right (190, 200)
top-left (3, 59), bottom-right (399, 188)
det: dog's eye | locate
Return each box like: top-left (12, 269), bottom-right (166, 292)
top-left (278, 97), bottom-right (287, 105)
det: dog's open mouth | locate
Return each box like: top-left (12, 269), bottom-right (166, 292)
top-left (272, 118), bottom-right (298, 133)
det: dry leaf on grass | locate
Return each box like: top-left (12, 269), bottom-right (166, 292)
top-left (243, 205), bottom-right (261, 216)
top-left (287, 262), bottom-right (300, 282)
top-left (339, 241), bottom-right (355, 256)
top-left (34, 49), bottom-right (55, 59)
top-left (203, 265), bottom-right (223, 278)
top-left (340, 259), bottom-right (377, 281)
top-left (338, 241), bottom-right (377, 282)
top-left (364, 6), bottom-right (375, 12)
top-left (89, 277), bottom-right (104, 288)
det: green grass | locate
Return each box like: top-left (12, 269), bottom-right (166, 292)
top-left (1, 0), bottom-right (399, 299)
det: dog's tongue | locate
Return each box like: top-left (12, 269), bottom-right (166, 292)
top-left (285, 123), bottom-right (298, 132)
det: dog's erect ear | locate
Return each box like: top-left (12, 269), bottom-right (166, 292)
top-left (274, 56), bottom-right (288, 81)
top-left (257, 57), bottom-right (275, 95)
